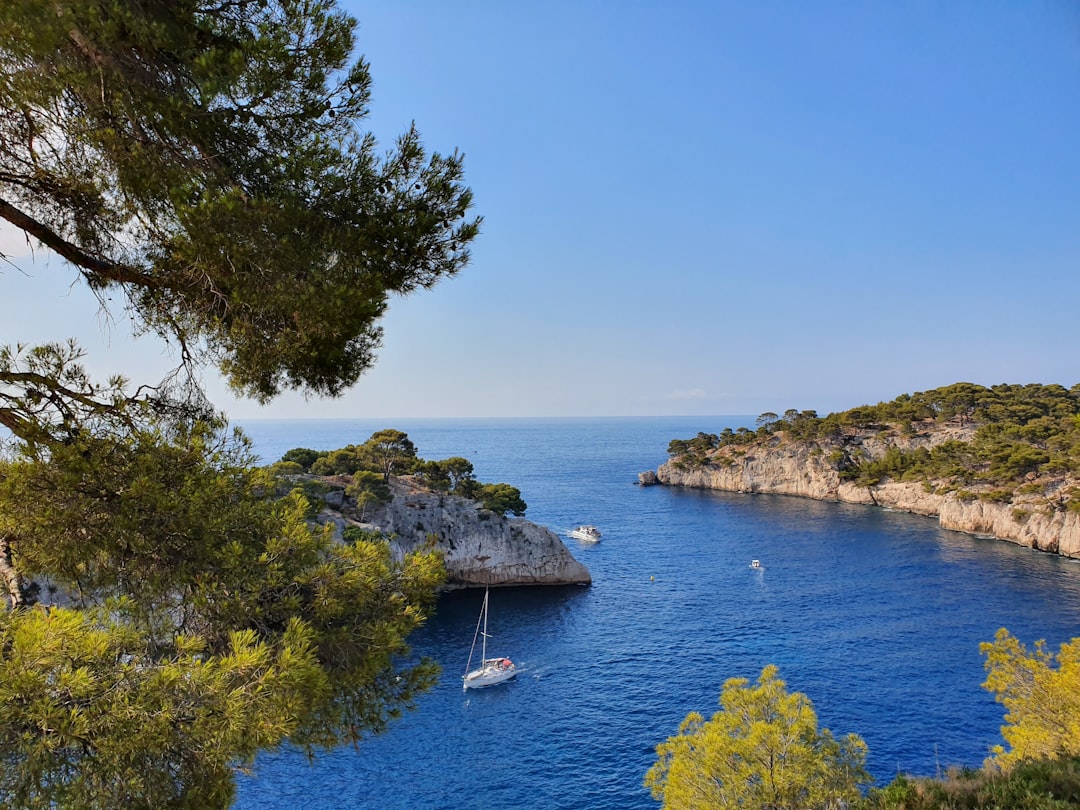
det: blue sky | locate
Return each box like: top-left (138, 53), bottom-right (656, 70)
top-left (3, 1), bottom-right (1079, 419)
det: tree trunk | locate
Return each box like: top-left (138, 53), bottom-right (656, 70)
top-left (0, 535), bottom-right (36, 610)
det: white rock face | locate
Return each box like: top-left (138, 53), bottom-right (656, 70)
top-left (655, 428), bottom-right (1080, 559)
top-left (319, 478), bottom-right (591, 587)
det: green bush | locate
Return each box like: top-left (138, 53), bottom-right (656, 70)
top-left (269, 460), bottom-right (304, 477)
top-left (291, 480), bottom-right (332, 518)
top-left (476, 483), bottom-right (526, 517)
top-left (279, 447), bottom-right (322, 471)
top-left (859, 757), bottom-right (1080, 809)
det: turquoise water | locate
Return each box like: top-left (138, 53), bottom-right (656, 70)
top-left (233, 417), bottom-right (1080, 809)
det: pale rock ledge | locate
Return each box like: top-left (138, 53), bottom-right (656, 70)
top-left (652, 432), bottom-right (1080, 559)
top-left (317, 477), bottom-right (591, 587)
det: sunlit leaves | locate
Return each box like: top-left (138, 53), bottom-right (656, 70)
top-left (645, 665), bottom-right (871, 810)
top-left (0, 606), bottom-right (322, 810)
top-left (0, 413), bottom-right (445, 808)
top-left (981, 628), bottom-right (1080, 771)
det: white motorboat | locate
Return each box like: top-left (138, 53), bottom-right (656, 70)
top-left (750, 559), bottom-right (763, 570)
top-left (463, 587), bottom-right (517, 689)
top-left (569, 525), bottom-right (601, 542)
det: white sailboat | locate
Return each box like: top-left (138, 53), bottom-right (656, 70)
top-left (462, 587), bottom-right (517, 689)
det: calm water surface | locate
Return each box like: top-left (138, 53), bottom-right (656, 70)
top-left (233, 417), bottom-right (1080, 809)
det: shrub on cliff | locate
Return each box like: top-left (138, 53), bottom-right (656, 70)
top-left (415, 456), bottom-right (477, 495)
top-left (346, 471), bottom-right (393, 521)
top-left (476, 483), bottom-right (527, 517)
top-left (859, 757), bottom-right (1080, 809)
top-left (281, 433), bottom-right (528, 516)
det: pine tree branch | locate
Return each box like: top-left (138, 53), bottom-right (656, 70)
top-left (0, 197), bottom-right (160, 289)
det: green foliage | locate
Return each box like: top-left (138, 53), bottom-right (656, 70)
top-left (345, 470), bottom-right (391, 521)
top-left (280, 449), bottom-right (323, 472)
top-left (292, 431), bottom-right (421, 481)
top-left (270, 460), bottom-right (305, 477)
top-left (855, 625), bottom-right (1080, 808)
top-left (0, 0), bottom-right (479, 402)
top-left (0, 1), bottom-right (485, 804)
top-left (297, 432), bottom-right (524, 520)
top-left (667, 432), bottom-right (720, 469)
top-left (309, 446), bottom-right (369, 477)
top-left (859, 757), bottom-right (1080, 809)
top-left (980, 629), bottom-right (1080, 771)
top-left (667, 383), bottom-right (1080, 493)
top-left (782, 410), bottom-right (822, 440)
top-left (415, 459), bottom-right (452, 492)
top-left (476, 483), bottom-right (527, 517)
top-left (0, 342), bottom-right (138, 449)
top-left (441, 457), bottom-right (476, 494)
top-left (415, 456), bottom-right (476, 495)
top-left (309, 457), bottom-right (334, 476)
top-left (360, 429), bottom-right (418, 482)
top-left (645, 665), bottom-right (871, 810)
top-left (861, 774), bottom-right (919, 808)
top-left (0, 414), bottom-right (445, 808)
top-left (342, 527), bottom-right (385, 544)
top-left (290, 479), bottom-right (332, 518)
top-left (0, 606), bottom-right (319, 810)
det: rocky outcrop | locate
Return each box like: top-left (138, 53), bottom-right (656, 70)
top-left (316, 478), bottom-right (591, 587)
top-left (655, 428), bottom-right (1080, 559)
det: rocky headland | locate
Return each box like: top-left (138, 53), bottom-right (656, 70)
top-left (314, 476), bottom-right (591, 587)
top-left (645, 414), bottom-right (1080, 559)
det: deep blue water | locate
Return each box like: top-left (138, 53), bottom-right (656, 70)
top-left (233, 417), bottom-right (1080, 809)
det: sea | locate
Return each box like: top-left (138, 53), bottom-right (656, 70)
top-left (231, 416), bottom-right (1080, 810)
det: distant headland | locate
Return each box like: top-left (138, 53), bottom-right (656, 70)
top-left (645, 383), bottom-right (1080, 559)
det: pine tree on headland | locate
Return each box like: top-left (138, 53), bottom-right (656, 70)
top-left (0, 1), bottom-right (478, 806)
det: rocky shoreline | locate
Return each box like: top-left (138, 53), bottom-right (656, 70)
top-left (315, 477), bottom-right (591, 587)
top-left (642, 428), bottom-right (1080, 559)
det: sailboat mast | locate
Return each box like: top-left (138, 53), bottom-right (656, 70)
top-left (463, 584), bottom-right (515, 690)
top-left (481, 588), bottom-right (489, 662)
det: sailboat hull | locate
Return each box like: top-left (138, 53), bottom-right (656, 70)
top-left (463, 658), bottom-right (517, 689)
top-left (463, 588), bottom-right (517, 689)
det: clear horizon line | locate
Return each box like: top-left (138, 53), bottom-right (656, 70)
top-left (230, 413), bottom-right (761, 422)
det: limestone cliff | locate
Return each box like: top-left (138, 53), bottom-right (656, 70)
top-left (315, 477), bottom-right (591, 587)
top-left (650, 426), bottom-right (1080, 559)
